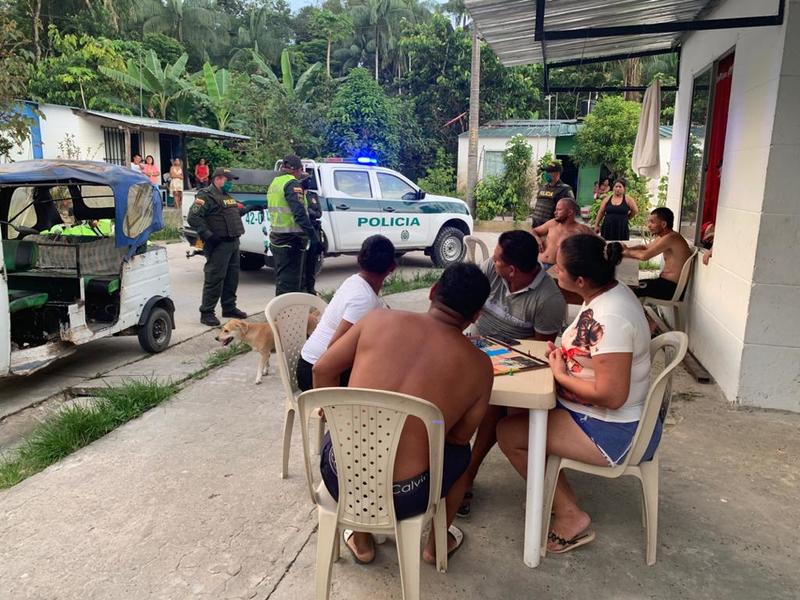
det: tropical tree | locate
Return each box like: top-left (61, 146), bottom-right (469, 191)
top-left (0, 14), bottom-right (34, 159)
top-left (251, 48), bottom-right (322, 103)
top-left (349, 0), bottom-right (412, 81)
top-left (100, 50), bottom-right (191, 119)
top-left (311, 9), bottom-right (353, 78)
top-left (229, 2), bottom-right (292, 67)
top-left (141, 0), bottom-right (228, 66)
top-left (200, 62), bottom-right (234, 130)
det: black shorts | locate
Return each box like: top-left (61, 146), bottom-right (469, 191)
top-left (320, 433), bottom-right (471, 521)
top-left (633, 277), bottom-right (679, 300)
top-left (296, 357), bottom-right (350, 392)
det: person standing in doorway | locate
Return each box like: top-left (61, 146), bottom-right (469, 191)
top-left (169, 158), bottom-right (184, 211)
top-left (531, 161), bottom-right (574, 228)
top-left (194, 158), bottom-right (210, 188)
top-left (267, 154), bottom-right (320, 296)
top-left (142, 155), bottom-right (160, 185)
top-left (594, 178), bottom-right (638, 241)
top-left (188, 167), bottom-right (248, 326)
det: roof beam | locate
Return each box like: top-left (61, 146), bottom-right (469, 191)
top-left (547, 47), bottom-right (678, 70)
top-left (542, 5), bottom-right (785, 41)
top-left (547, 86), bottom-right (678, 93)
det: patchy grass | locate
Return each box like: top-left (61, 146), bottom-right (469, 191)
top-left (190, 341), bottom-right (251, 380)
top-left (0, 379), bottom-right (178, 489)
top-left (149, 225), bottom-right (182, 243)
top-left (639, 260), bottom-right (661, 271)
top-left (381, 270), bottom-right (442, 296)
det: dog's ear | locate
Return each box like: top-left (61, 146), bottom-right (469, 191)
top-left (236, 320), bottom-right (249, 333)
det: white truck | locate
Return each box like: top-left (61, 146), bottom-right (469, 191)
top-left (180, 159), bottom-right (473, 271)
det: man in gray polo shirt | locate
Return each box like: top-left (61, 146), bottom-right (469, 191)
top-left (459, 230), bottom-right (566, 518)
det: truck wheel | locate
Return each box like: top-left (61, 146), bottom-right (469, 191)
top-left (240, 252), bottom-right (265, 271)
top-left (431, 227), bottom-right (465, 268)
top-left (138, 307), bottom-right (172, 354)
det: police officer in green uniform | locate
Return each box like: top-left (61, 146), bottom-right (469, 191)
top-left (531, 161), bottom-right (574, 228)
top-left (188, 167), bottom-right (248, 326)
top-left (267, 154), bottom-right (320, 296)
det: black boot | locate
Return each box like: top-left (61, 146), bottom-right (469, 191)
top-left (222, 308), bottom-right (247, 319)
top-left (200, 313), bottom-right (221, 327)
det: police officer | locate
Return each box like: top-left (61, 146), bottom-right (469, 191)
top-left (302, 177), bottom-right (323, 295)
top-left (267, 154), bottom-right (320, 296)
top-left (531, 161), bottom-right (574, 228)
top-left (188, 167), bottom-right (248, 326)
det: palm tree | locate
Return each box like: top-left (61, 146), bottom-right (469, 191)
top-left (141, 0), bottom-right (229, 64)
top-left (100, 50), bottom-right (191, 119)
top-left (349, 0), bottom-right (412, 81)
top-left (311, 9), bottom-right (354, 78)
top-left (229, 4), bottom-right (290, 68)
top-left (251, 48), bottom-right (322, 104)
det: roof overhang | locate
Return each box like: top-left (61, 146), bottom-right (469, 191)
top-left (74, 109), bottom-right (250, 141)
top-left (465, 0), bottom-right (785, 92)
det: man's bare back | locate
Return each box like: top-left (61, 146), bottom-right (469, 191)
top-left (535, 219), bottom-right (594, 265)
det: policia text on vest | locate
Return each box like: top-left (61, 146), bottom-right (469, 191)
top-left (187, 178), bottom-right (246, 324)
top-left (267, 165), bottom-right (320, 296)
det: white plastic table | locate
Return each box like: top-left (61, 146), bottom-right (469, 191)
top-left (489, 340), bottom-right (555, 568)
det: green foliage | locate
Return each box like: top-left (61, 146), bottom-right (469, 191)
top-left (142, 32), bottom-right (185, 64)
top-left (250, 48), bottom-right (323, 103)
top-left (474, 135), bottom-right (534, 221)
top-left (0, 14), bottom-right (34, 159)
top-left (417, 149), bottom-right (457, 196)
top-left (326, 67), bottom-right (399, 166)
top-left (657, 174), bottom-right (669, 207)
top-left (28, 26), bottom-right (134, 113)
top-left (186, 139), bottom-right (235, 175)
top-left (573, 96), bottom-right (642, 176)
top-left (201, 63), bottom-right (234, 130)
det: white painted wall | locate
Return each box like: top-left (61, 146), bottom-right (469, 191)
top-left (37, 104), bottom-right (106, 161)
top-left (666, 0), bottom-right (793, 409)
top-left (456, 134), bottom-right (555, 192)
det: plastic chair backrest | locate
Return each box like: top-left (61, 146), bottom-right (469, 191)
top-left (265, 293), bottom-right (328, 399)
top-left (464, 235), bottom-right (490, 264)
top-left (298, 388), bottom-right (445, 530)
top-left (669, 248), bottom-right (698, 302)
top-left (626, 332), bottom-right (688, 466)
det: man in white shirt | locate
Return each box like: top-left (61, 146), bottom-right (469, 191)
top-left (296, 235), bottom-right (396, 390)
top-left (130, 154), bottom-right (143, 172)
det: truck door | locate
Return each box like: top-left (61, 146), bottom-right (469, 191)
top-left (325, 168), bottom-right (381, 251)
top-left (375, 171), bottom-right (429, 248)
top-left (0, 239), bottom-right (10, 376)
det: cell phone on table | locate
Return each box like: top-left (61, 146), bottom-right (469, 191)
top-left (487, 334), bottom-right (521, 346)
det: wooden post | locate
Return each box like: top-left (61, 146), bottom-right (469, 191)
top-left (466, 26), bottom-right (481, 217)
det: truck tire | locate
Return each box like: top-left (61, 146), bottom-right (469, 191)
top-left (138, 307), bottom-right (172, 354)
top-left (431, 226), bottom-right (466, 268)
top-left (240, 252), bottom-right (265, 271)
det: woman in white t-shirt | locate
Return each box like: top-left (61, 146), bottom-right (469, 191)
top-left (497, 234), bottom-right (660, 554)
top-left (296, 235), bottom-right (396, 391)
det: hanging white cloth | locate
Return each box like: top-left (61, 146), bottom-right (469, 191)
top-left (632, 80), bottom-right (661, 179)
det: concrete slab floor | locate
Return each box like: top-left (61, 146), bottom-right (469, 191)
top-left (0, 344), bottom-right (797, 599)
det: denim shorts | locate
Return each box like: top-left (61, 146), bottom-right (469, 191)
top-left (558, 401), bottom-right (663, 466)
top-left (320, 433), bottom-right (471, 520)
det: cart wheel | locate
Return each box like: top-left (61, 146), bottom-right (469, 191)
top-left (138, 306), bottom-right (172, 353)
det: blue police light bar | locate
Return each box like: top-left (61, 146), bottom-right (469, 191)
top-left (356, 156), bottom-right (378, 165)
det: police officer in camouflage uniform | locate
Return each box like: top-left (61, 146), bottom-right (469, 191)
top-left (188, 167), bottom-right (248, 326)
top-left (267, 154), bottom-right (320, 296)
top-left (531, 161), bottom-right (574, 228)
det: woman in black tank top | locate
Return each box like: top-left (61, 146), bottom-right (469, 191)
top-left (594, 179), bottom-right (638, 241)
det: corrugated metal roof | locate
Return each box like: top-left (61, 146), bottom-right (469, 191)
top-left (464, 0), bottom-right (713, 66)
top-left (75, 109), bottom-right (250, 141)
top-left (459, 119), bottom-right (674, 138)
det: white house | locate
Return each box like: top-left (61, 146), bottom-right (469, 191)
top-left (456, 119), bottom-right (672, 208)
top-left (5, 102), bottom-right (248, 184)
top-left (467, 0), bottom-right (799, 412)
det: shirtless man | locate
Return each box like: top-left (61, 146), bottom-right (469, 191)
top-left (623, 207), bottom-right (692, 301)
top-left (313, 263), bottom-right (494, 565)
top-left (532, 198), bottom-right (594, 270)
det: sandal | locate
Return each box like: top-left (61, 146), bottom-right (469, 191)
top-left (343, 529), bottom-right (375, 564)
top-left (447, 525), bottom-right (465, 558)
top-left (547, 527), bottom-right (596, 554)
top-left (456, 490), bottom-right (474, 519)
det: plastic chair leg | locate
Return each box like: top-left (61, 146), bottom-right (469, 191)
top-left (315, 416), bottom-right (325, 456)
top-left (639, 456), bottom-right (660, 566)
top-left (315, 509), bottom-right (339, 600)
top-left (674, 305), bottom-right (685, 333)
top-left (281, 404), bottom-right (295, 479)
top-left (540, 455), bottom-right (561, 558)
top-left (432, 504), bottom-right (448, 573)
top-left (395, 517), bottom-right (424, 600)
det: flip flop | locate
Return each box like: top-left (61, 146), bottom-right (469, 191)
top-left (342, 529), bottom-right (375, 564)
top-left (547, 527), bottom-right (596, 554)
top-left (456, 490), bottom-right (474, 519)
top-left (447, 525), bottom-right (465, 558)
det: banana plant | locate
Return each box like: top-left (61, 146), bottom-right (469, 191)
top-left (99, 50), bottom-right (190, 119)
top-left (251, 48), bottom-right (322, 103)
top-left (201, 62), bottom-right (233, 131)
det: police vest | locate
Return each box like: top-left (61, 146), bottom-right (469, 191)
top-left (200, 186), bottom-right (245, 238)
top-left (43, 219), bottom-right (114, 237)
top-left (267, 174), bottom-right (307, 234)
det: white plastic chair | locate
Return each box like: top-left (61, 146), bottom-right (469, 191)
top-left (641, 248), bottom-right (698, 332)
top-left (298, 388), bottom-right (449, 600)
top-left (265, 292), bottom-right (328, 479)
top-left (540, 331), bottom-right (689, 565)
top-left (463, 235), bottom-right (490, 264)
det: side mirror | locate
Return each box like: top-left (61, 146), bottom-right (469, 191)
top-left (401, 191), bottom-right (417, 202)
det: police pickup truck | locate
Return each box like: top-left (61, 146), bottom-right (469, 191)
top-left (180, 158), bottom-right (472, 271)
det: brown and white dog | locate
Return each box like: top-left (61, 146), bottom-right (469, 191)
top-left (216, 310), bottom-right (321, 385)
